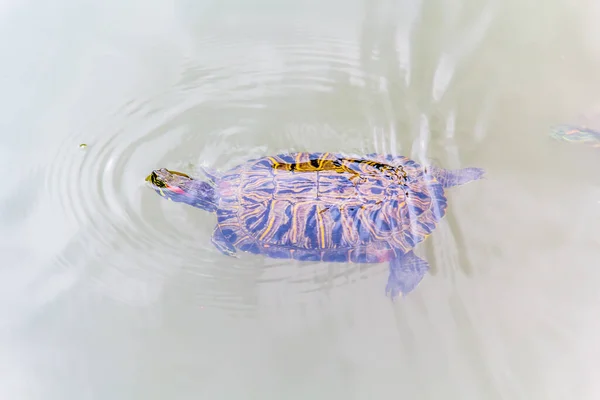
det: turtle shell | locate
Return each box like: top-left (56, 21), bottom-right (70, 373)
top-left (214, 152), bottom-right (448, 263)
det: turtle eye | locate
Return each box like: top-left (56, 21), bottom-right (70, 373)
top-left (152, 175), bottom-right (167, 188)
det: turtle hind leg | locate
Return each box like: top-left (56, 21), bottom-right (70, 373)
top-left (385, 250), bottom-right (430, 300)
top-left (433, 166), bottom-right (485, 188)
top-left (211, 226), bottom-right (237, 257)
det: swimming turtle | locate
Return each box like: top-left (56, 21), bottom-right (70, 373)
top-left (550, 124), bottom-right (600, 147)
top-left (551, 107), bottom-right (600, 147)
top-left (146, 152), bottom-right (484, 299)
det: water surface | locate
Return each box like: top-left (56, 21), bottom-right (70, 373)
top-left (2, 0), bottom-right (600, 399)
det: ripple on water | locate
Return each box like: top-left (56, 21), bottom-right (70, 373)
top-left (175, 35), bottom-right (373, 99)
top-left (44, 100), bottom-right (226, 308)
top-left (43, 31), bottom-right (402, 311)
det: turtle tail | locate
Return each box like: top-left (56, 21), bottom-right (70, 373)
top-left (431, 166), bottom-right (485, 188)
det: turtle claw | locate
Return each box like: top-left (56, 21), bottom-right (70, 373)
top-left (385, 282), bottom-right (403, 301)
top-left (220, 247), bottom-right (238, 258)
top-left (211, 226), bottom-right (237, 257)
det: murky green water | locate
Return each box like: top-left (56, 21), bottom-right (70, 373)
top-left (2, 0), bottom-right (600, 398)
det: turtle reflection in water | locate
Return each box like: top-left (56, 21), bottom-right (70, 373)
top-left (146, 152), bottom-right (484, 299)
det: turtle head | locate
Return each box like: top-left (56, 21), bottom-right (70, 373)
top-left (146, 168), bottom-right (217, 212)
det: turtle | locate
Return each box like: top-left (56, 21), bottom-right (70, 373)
top-left (146, 152), bottom-right (484, 299)
top-left (550, 107), bottom-right (600, 147)
top-left (550, 124), bottom-right (600, 147)
top-left (550, 125), bottom-right (600, 147)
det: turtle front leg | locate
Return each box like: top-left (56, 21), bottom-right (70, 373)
top-left (385, 250), bottom-right (430, 299)
top-left (211, 226), bottom-right (237, 257)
